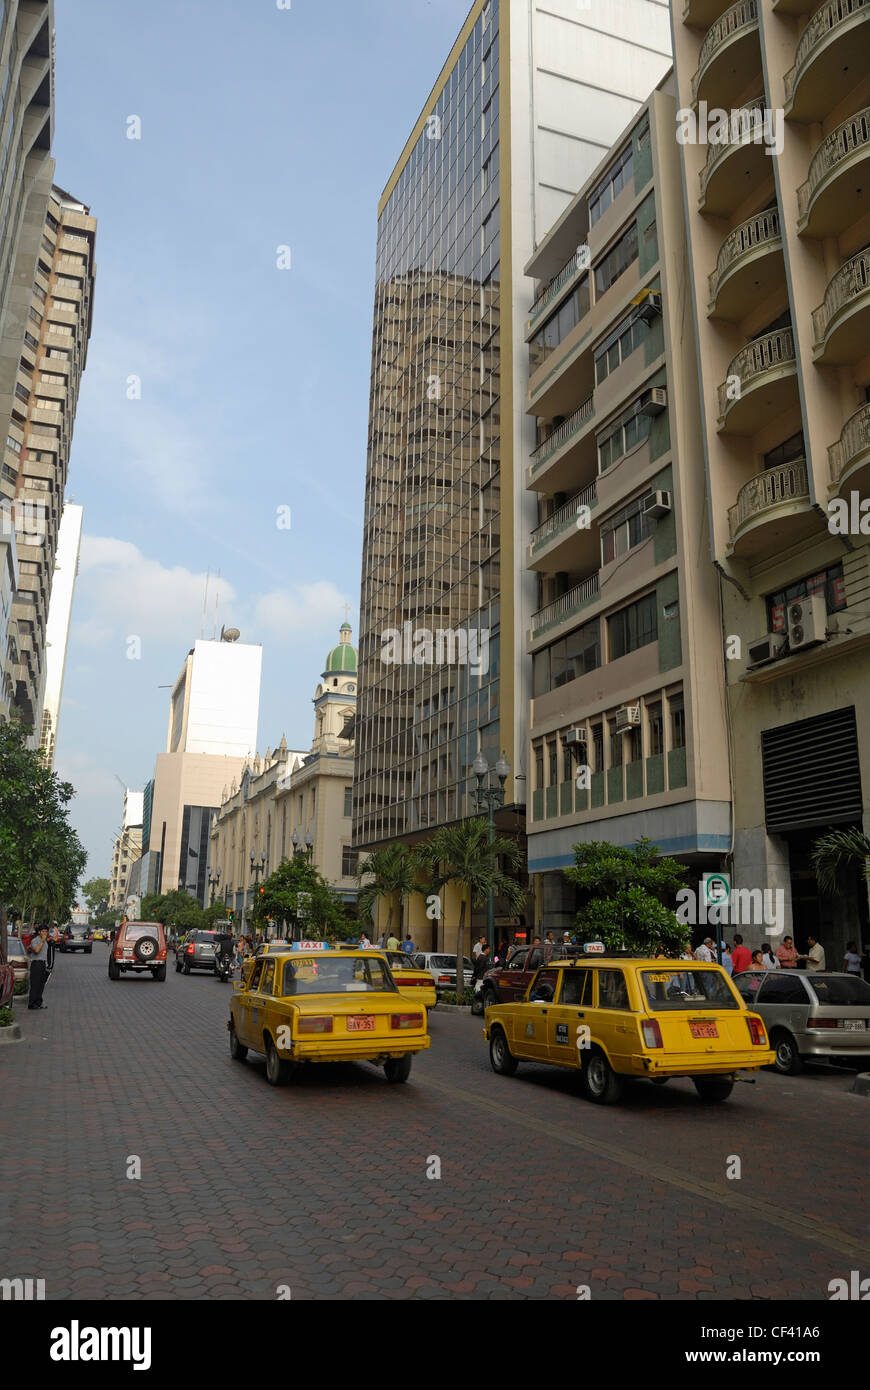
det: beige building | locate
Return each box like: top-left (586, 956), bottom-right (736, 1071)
top-left (209, 624), bottom-right (359, 932)
top-left (670, 0), bottom-right (870, 956)
top-left (524, 79), bottom-right (731, 932)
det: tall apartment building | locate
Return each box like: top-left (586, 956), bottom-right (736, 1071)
top-left (2, 183), bottom-right (96, 735)
top-left (524, 77), bottom-right (731, 931)
top-left (38, 498), bottom-right (81, 765)
top-left (671, 0), bottom-right (870, 957)
top-left (354, 0), bottom-right (672, 946)
top-left (138, 636), bottom-right (262, 903)
top-left (108, 788), bottom-right (144, 913)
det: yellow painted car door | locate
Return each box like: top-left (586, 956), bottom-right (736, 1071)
top-left (546, 968), bottom-right (592, 1067)
top-left (591, 968), bottom-right (635, 1071)
top-left (236, 957), bottom-right (265, 1048)
top-left (519, 967), bottom-right (561, 1060)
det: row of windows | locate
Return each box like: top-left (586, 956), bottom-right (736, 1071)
top-left (589, 141), bottom-right (635, 227)
top-left (594, 312), bottom-right (646, 386)
top-left (528, 223), bottom-right (640, 375)
top-left (532, 591), bottom-right (659, 698)
top-left (600, 490), bottom-right (654, 565)
top-left (534, 691), bottom-right (685, 789)
top-left (598, 398), bottom-right (651, 472)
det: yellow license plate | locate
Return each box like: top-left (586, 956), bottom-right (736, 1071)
top-left (347, 1016), bottom-right (375, 1032)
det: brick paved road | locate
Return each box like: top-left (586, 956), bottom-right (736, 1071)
top-left (2, 947), bottom-right (869, 1300)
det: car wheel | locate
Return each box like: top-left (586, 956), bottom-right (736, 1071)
top-left (107, 959), bottom-right (120, 981)
top-left (152, 964), bottom-right (166, 981)
top-left (771, 1030), bottom-right (803, 1076)
top-left (482, 987), bottom-right (499, 1010)
top-left (489, 1026), bottom-right (518, 1076)
top-left (133, 937), bottom-right (157, 963)
top-left (384, 1054), bottom-right (412, 1083)
top-left (265, 1036), bottom-right (292, 1086)
top-left (581, 1048), bottom-right (624, 1105)
top-left (692, 1077), bottom-right (733, 1103)
top-left (229, 1022), bottom-right (247, 1062)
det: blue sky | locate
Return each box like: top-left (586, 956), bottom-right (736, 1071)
top-left (52, 0), bottom-right (473, 879)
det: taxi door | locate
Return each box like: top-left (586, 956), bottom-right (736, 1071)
top-left (591, 968), bottom-right (635, 1070)
top-left (236, 957), bottom-right (266, 1048)
top-left (517, 967), bottom-right (561, 1060)
top-left (546, 968), bottom-right (591, 1066)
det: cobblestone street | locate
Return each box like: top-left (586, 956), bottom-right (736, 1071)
top-left (2, 947), bottom-right (869, 1301)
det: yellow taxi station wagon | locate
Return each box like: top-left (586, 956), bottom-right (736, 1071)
top-left (228, 943), bottom-right (430, 1086)
top-left (483, 956), bottom-right (774, 1105)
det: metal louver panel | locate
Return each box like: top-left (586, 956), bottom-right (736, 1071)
top-left (762, 706), bottom-right (861, 833)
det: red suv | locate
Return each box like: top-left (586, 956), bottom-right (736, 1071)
top-left (108, 920), bottom-right (167, 982)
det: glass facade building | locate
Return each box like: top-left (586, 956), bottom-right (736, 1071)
top-left (355, 5), bottom-right (502, 846)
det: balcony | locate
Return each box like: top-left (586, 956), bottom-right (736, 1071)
top-left (707, 209), bottom-right (783, 319)
top-left (717, 328), bottom-right (798, 433)
top-left (683, 0), bottom-right (735, 28)
top-left (526, 395), bottom-right (596, 493)
top-left (828, 401), bottom-right (870, 496)
top-left (692, 1), bottom-right (760, 111)
top-left (773, 0), bottom-right (818, 12)
top-left (784, 0), bottom-right (870, 123)
top-left (727, 459), bottom-right (816, 559)
top-left (530, 573), bottom-right (600, 643)
top-left (698, 95), bottom-right (770, 215)
top-left (812, 248), bottom-right (870, 363)
top-left (528, 481), bottom-right (599, 573)
top-left (526, 250), bottom-right (586, 338)
top-left (797, 107), bottom-right (870, 236)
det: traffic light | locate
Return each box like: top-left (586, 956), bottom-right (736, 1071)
top-left (259, 887), bottom-right (265, 895)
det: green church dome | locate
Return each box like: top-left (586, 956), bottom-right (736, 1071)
top-left (325, 621), bottom-right (357, 674)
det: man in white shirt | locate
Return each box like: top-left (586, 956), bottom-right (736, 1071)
top-left (472, 934), bottom-right (487, 958)
top-left (694, 937), bottom-right (717, 963)
top-left (799, 935), bottom-right (826, 971)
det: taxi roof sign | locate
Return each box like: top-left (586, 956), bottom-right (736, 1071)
top-left (290, 940), bottom-right (330, 951)
top-left (582, 941), bottom-right (606, 954)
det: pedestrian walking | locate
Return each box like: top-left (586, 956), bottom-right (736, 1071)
top-left (762, 944), bottom-right (779, 970)
top-left (731, 934), bottom-right (751, 974)
top-left (842, 940), bottom-right (861, 976)
top-left (720, 942), bottom-right (733, 976)
top-left (27, 924), bottom-right (51, 1010)
top-left (385, 931), bottom-right (400, 951)
top-left (472, 933), bottom-right (487, 958)
top-left (401, 933), bottom-right (415, 954)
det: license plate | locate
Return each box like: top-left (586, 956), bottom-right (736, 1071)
top-left (689, 1021), bottom-right (719, 1039)
top-left (843, 1019), bottom-right (865, 1031)
top-left (347, 1016), bottom-right (376, 1032)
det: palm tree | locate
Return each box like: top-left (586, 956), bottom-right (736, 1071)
top-left (811, 826), bottom-right (870, 894)
top-left (17, 859), bottom-right (68, 926)
top-left (356, 844), bottom-right (417, 939)
top-left (416, 818), bottom-right (525, 989)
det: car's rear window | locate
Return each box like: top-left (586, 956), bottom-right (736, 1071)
top-left (809, 975), bottom-right (870, 1006)
top-left (191, 931), bottom-right (217, 942)
top-left (122, 923), bottom-right (161, 942)
top-left (640, 968), bottom-right (740, 1010)
top-left (430, 955), bottom-right (457, 969)
top-left (280, 956), bottom-right (395, 996)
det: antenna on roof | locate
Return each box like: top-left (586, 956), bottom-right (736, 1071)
top-left (213, 567), bottom-right (221, 640)
top-left (202, 570), bottom-right (210, 639)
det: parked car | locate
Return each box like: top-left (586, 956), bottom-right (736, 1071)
top-left (108, 920), bottom-right (168, 981)
top-left (5, 937), bottom-right (29, 990)
top-left (485, 957), bottom-right (773, 1104)
top-left (477, 942), bottom-right (581, 1010)
top-left (176, 929), bottom-right (224, 975)
top-left (410, 952), bottom-right (473, 996)
top-left (59, 924), bottom-right (93, 954)
top-left (732, 969), bottom-right (870, 1074)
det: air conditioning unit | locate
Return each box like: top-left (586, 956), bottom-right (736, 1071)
top-left (787, 591), bottom-right (827, 652)
top-left (614, 705), bottom-right (641, 732)
top-left (643, 490), bottom-right (671, 519)
top-left (563, 727), bottom-right (587, 748)
top-left (633, 290), bottom-right (663, 324)
top-left (746, 631), bottom-right (787, 667)
top-left (639, 387), bottom-right (667, 417)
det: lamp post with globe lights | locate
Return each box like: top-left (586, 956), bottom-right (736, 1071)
top-left (472, 752), bottom-right (510, 951)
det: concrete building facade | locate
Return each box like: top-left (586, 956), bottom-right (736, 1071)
top-left (670, 0), bottom-right (870, 960)
top-left (38, 498), bottom-right (81, 764)
top-left (353, 0), bottom-right (673, 949)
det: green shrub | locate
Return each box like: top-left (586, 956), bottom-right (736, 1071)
top-left (439, 988), bottom-right (474, 1006)
top-left (0, 1006), bottom-right (14, 1027)
top-left (13, 979), bottom-right (27, 996)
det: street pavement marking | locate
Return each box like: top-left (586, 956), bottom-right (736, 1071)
top-left (422, 1076), bottom-right (870, 1263)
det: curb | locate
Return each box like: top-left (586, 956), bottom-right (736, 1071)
top-left (436, 1003), bottom-right (473, 1014)
top-left (0, 1023), bottom-right (23, 1044)
top-left (850, 1072), bottom-right (870, 1097)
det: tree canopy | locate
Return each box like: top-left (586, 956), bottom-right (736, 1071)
top-left (253, 856), bottom-right (353, 938)
top-left (82, 876), bottom-right (111, 917)
top-left (565, 837), bottom-right (687, 955)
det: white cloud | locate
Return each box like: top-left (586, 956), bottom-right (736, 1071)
top-left (253, 581), bottom-right (352, 638)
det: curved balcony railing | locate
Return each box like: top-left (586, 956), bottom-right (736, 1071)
top-left (812, 248), bottom-right (870, 345)
top-left (785, 0), bottom-right (869, 105)
top-left (530, 481), bottom-right (598, 548)
top-left (693, 0), bottom-right (759, 101)
top-left (531, 573), bottom-right (600, 633)
top-left (528, 250), bottom-right (586, 329)
top-left (708, 208), bottom-right (781, 305)
top-left (828, 402), bottom-right (870, 483)
top-left (729, 458), bottom-right (809, 535)
top-left (798, 106), bottom-right (870, 221)
top-left (699, 94), bottom-right (766, 197)
top-left (718, 327), bottom-right (796, 416)
top-left (529, 395), bottom-right (594, 477)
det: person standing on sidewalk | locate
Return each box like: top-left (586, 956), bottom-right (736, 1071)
top-left (27, 924), bottom-right (51, 1009)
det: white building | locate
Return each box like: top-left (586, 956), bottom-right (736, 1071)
top-left (38, 501), bottom-right (82, 764)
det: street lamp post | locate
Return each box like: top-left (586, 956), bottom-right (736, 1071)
top-left (472, 752), bottom-right (510, 952)
top-left (249, 850), bottom-right (266, 937)
top-left (208, 866), bottom-right (221, 905)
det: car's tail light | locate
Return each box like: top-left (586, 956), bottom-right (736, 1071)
top-left (391, 1012), bottom-right (423, 1029)
top-left (298, 1017), bottom-right (333, 1034)
top-left (437, 974), bottom-right (451, 983)
top-left (746, 1016), bottom-right (767, 1045)
top-left (641, 1019), bottom-right (663, 1048)
top-left (186, 944), bottom-right (194, 954)
top-left (807, 1016), bottom-right (838, 1029)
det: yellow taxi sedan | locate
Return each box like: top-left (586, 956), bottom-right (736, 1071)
top-left (483, 956), bottom-right (774, 1104)
top-left (228, 943), bottom-right (430, 1086)
top-left (378, 950), bottom-right (438, 1010)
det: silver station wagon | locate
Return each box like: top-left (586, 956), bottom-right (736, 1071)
top-left (732, 970), bottom-right (870, 1074)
